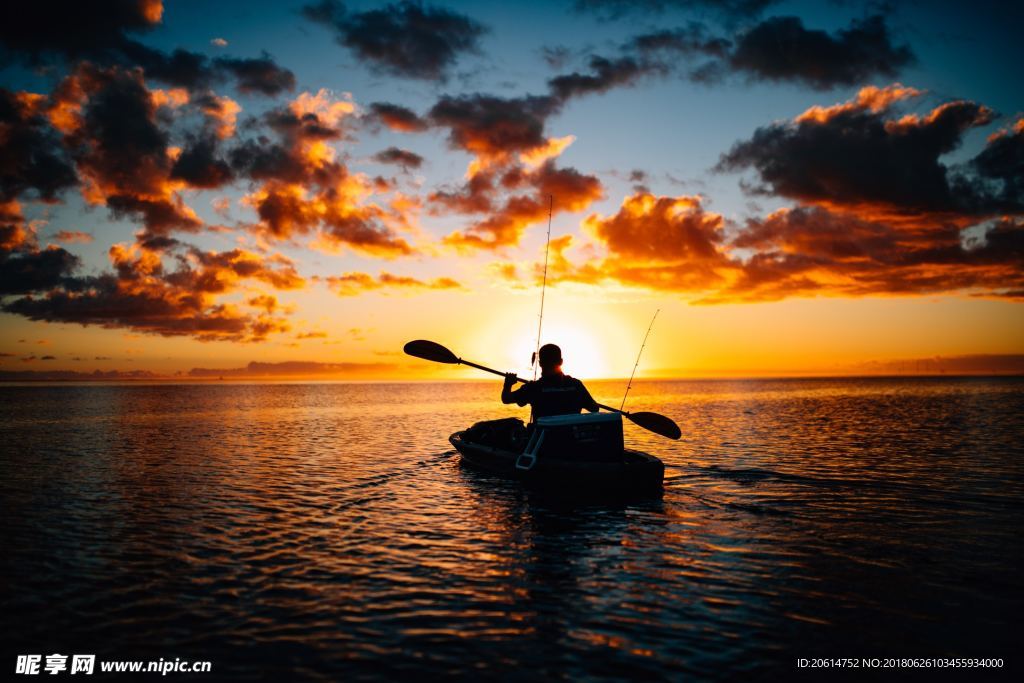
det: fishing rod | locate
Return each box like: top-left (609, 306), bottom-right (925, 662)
top-left (531, 194), bottom-right (554, 380)
top-left (621, 309), bottom-right (659, 411)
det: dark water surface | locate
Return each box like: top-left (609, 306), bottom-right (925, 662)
top-left (2, 378), bottom-right (1022, 680)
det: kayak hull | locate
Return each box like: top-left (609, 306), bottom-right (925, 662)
top-left (449, 430), bottom-right (664, 495)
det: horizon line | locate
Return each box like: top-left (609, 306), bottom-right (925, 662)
top-left (2, 371), bottom-right (1022, 385)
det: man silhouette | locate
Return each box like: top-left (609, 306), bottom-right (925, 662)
top-left (502, 343), bottom-right (599, 419)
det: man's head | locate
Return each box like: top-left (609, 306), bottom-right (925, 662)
top-left (537, 343), bottom-right (562, 373)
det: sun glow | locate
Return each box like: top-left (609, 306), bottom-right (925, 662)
top-left (466, 300), bottom-right (642, 381)
top-left (512, 321), bottom-right (609, 380)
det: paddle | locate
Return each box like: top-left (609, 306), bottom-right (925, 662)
top-left (403, 339), bottom-right (682, 440)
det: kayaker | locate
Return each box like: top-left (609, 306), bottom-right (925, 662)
top-left (502, 343), bottom-right (599, 419)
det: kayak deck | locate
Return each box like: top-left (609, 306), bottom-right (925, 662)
top-left (449, 425), bottom-right (664, 494)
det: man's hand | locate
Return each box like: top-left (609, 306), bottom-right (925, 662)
top-left (503, 372), bottom-right (518, 388)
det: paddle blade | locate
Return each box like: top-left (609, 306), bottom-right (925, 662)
top-left (627, 411), bottom-right (682, 440)
top-left (404, 339), bottom-right (460, 364)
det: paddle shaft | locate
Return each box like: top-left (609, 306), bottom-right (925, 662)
top-left (458, 357), bottom-right (525, 383)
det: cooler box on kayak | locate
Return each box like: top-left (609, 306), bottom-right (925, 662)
top-left (534, 412), bottom-right (623, 462)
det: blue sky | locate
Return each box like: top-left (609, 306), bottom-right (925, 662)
top-left (0, 0), bottom-right (1021, 377)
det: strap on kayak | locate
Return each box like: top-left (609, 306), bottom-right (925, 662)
top-left (516, 428), bottom-right (546, 471)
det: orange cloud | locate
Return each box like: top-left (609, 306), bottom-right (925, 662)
top-left (51, 231), bottom-right (93, 244)
top-left (443, 162), bottom-right (603, 251)
top-left (232, 91), bottom-right (417, 257)
top-left (538, 193), bottom-right (732, 292)
top-left (325, 271), bottom-right (463, 296)
top-left (519, 190), bottom-right (1024, 304)
top-left (519, 134), bottom-right (576, 169)
top-left (795, 83), bottom-right (923, 124)
top-left (141, 0), bottom-right (164, 24)
top-left (150, 87), bottom-right (189, 109)
top-left (290, 88), bottom-right (355, 127)
top-left (47, 65), bottom-right (204, 235)
top-left (201, 94), bottom-right (241, 138)
top-left (4, 237), bottom-right (304, 342)
top-left (584, 193), bottom-right (726, 261)
top-left (1, 200), bottom-right (30, 250)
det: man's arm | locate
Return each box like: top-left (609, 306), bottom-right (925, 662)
top-left (577, 380), bottom-right (599, 412)
top-left (501, 373), bottom-right (531, 406)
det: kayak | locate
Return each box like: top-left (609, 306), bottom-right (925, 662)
top-left (449, 413), bottom-right (664, 494)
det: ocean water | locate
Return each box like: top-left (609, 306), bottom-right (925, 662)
top-left (1, 378), bottom-right (1022, 680)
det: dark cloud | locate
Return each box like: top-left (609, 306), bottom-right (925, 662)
top-left (302, 0), bottom-right (486, 81)
top-left (212, 53), bottom-right (296, 96)
top-left (0, 89), bottom-right (78, 203)
top-left (105, 194), bottom-right (202, 234)
top-left (0, 368), bottom-right (163, 380)
top-left (626, 14), bottom-right (913, 89)
top-left (728, 15), bottom-right (914, 90)
top-left (188, 360), bottom-right (398, 378)
top-left (136, 234), bottom-right (181, 252)
top-left (366, 102), bottom-right (428, 132)
top-left (573, 0), bottom-right (779, 22)
top-left (229, 140), bottom-right (309, 185)
top-left (3, 239), bottom-right (304, 342)
top-left (0, 246), bottom-right (80, 295)
top-left (170, 134), bottom-right (234, 188)
top-left (1, 215), bottom-right (303, 344)
top-left (429, 94), bottom-right (558, 158)
top-left (710, 208), bottom-right (1024, 303)
top-left (0, 0), bottom-right (163, 65)
top-left (5, 276), bottom-right (253, 340)
top-left (117, 44), bottom-right (296, 95)
top-left (0, 201), bottom-right (80, 295)
top-left (973, 120), bottom-right (1024, 210)
top-left (70, 66), bottom-right (170, 197)
top-left (627, 24), bottom-right (731, 59)
top-left (372, 147), bottom-right (424, 169)
top-left (856, 354), bottom-right (1024, 375)
top-left (547, 55), bottom-right (659, 102)
top-left (125, 44), bottom-right (217, 90)
top-left (264, 108), bottom-right (345, 142)
top-left (716, 87), bottom-right (1007, 221)
top-left (0, 2), bottom-right (294, 95)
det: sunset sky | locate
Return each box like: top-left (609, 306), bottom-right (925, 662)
top-left (1, 0), bottom-right (1022, 379)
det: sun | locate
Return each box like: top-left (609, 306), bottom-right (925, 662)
top-left (513, 321), bottom-right (608, 379)
top-left (469, 304), bottom-right (632, 381)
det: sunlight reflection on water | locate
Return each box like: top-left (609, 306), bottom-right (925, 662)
top-left (2, 378), bottom-right (1022, 680)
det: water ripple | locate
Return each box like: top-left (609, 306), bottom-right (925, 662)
top-left (2, 377), bottom-right (1022, 680)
